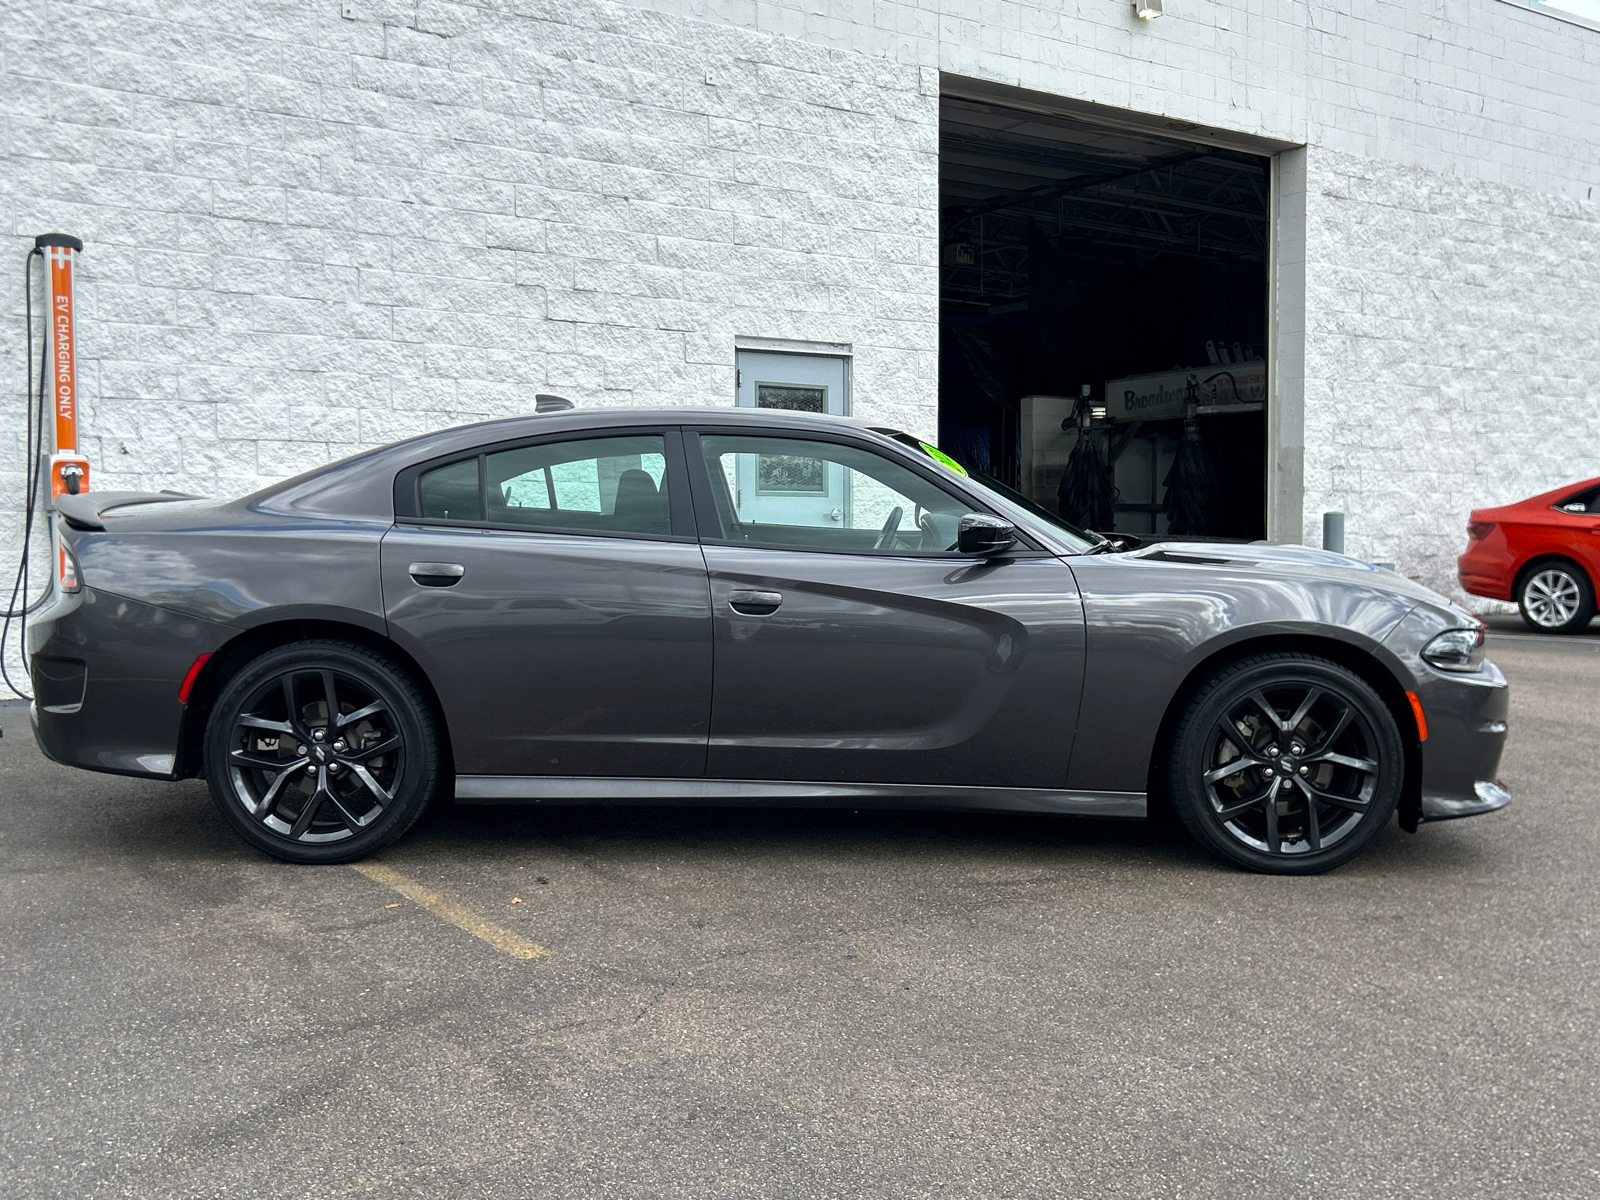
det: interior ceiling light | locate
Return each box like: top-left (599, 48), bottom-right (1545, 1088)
top-left (1134, 0), bottom-right (1164, 18)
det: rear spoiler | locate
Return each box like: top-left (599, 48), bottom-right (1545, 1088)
top-left (53, 490), bottom-right (203, 531)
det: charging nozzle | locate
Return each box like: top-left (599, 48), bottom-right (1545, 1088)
top-left (49, 455), bottom-right (89, 499)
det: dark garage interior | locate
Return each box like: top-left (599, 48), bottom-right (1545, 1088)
top-left (939, 95), bottom-right (1271, 540)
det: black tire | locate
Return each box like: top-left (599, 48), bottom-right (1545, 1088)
top-left (203, 640), bottom-right (441, 864)
top-left (1516, 560), bottom-right (1595, 634)
top-left (1167, 653), bottom-right (1403, 875)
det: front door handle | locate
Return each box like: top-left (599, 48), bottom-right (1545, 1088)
top-left (409, 562), bottom-right (465, 587)
top-left (727, 589), bottom-right (782, 615)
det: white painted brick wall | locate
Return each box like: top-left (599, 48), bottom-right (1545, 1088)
top-left (2, 0), bottom-right (1599, 690)
top-left (1302, 146), bottom-right (1600, 602)
top-left (624, 0), bottom-right (1600, 600)
top-left (0, 0), bottom-right (942, 683)
top-left (0, 0), bottom-right (941, 484)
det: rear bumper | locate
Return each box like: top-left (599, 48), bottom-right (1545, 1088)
top-left (1456, 547), bottom-right (1512, 601)
top-left (27, 587), bottom-right (232, 780)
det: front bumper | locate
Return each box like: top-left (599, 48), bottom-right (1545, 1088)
top-left (1414, 660), bottom-right (1510, 824)
top-left (1383, 608), bottom-right (1511, 826)
top-left (1422, 779), bottom-right (1512, 821)
top-left (27, 586), bottom-right (232, 779)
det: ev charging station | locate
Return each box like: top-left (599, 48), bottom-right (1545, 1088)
top-left (38, 233), bottom-right (89, 501)
top-left (4, 233), bottom-right (88, 700)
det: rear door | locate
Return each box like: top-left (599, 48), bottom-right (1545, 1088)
top-left (686, 428), bottom-right (1086, 788)
top-left (381, 428), bottom-right (712, 778)
top-left (1551, 484), bottom-right (1600, 582)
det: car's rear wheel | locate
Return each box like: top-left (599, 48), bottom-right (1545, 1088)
top-left (1516, 561), bottom-right (1594, 634)
top-left (203, 641), bottom-right (441, 864)
top-left (1167, 653), bottom-right (1403, 875)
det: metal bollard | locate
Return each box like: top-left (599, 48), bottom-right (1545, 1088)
top-left (1322, 511), bottom-right (1345, 555)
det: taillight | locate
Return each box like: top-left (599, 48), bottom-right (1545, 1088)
top-left (1467, 521), bottom-right (1495, 541)
top-left (59, 543), bottom-right (81, 593)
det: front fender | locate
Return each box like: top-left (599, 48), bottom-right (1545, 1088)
top-left (1062, 555), bottom-right (1418, 793)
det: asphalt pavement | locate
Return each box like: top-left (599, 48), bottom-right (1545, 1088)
top-left (1, 630), bottom-right (1596, 1198)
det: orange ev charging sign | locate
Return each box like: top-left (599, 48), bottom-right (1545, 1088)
top-left (38, 236), bottom-right (89, 497)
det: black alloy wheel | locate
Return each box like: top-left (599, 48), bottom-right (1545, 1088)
top-left (204, 641), bottom-right (441, 864)
top-left (1168, 653), bottom-right (1403, 874)
top-left (1516, 561), bottom-right (1595, 634)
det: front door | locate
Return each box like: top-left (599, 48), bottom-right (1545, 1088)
top-left (687, 428), bottom-right (1087, 788)
top-left (381, 429), bottom-right (712, 778)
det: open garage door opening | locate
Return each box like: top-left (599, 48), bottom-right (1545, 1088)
top-left (939, 94), bottom-right (1271, 541)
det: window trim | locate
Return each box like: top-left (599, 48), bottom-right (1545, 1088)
top-left (394, 426), bottom-right (697, 542)
top-left (682, 426), bottom-right (1047, 558)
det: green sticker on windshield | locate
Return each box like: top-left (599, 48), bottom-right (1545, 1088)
top-left (919, 442), bottom-right (968, 476)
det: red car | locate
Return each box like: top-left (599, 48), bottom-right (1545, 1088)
top-left (1459, 476), bottom-right (1600, 633)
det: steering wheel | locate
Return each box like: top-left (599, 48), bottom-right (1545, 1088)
top-left (873, 506), bottom-right (904, 551)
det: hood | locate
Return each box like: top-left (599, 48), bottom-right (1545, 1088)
top-left (1129, 540), bottom-right (1460, 612)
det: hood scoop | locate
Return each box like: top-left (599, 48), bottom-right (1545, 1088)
top-left (1136, 546), bottom-right (1241, 567)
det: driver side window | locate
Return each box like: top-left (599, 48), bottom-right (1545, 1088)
top-left (697, 434), bottom-right (970, 553)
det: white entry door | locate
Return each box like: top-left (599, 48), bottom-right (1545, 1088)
top-left (733, 351), bottom-right (850, 530)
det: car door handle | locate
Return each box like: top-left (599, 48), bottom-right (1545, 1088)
top-left (727, 589), bottom-right (782, 614)
top-left (409, 562), bottom-right (465, 587)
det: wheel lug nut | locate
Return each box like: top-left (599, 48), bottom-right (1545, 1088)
top-left (328, 762), bottom-right (340, 773)
top-left (1290, 743), bottom-right (1304, 756)
top-left (1267, 746), bottom-right (1280, 757)
top-left (1299, 765), bottom-right (1310, 776)
top-left (296, 744), bottom-right (306, 756)
top-left (1262, 766), bottom-right (1275, 778)
top-left (313, 729), bottom-right (326, 742)
top-left (333, 740), bottom-right (346, 752)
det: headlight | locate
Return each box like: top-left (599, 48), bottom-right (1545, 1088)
top-left (1422, 625), bottom-right (1485, 672)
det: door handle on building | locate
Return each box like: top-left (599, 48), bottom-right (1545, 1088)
top-left (727, 589), bottom-right (782, 615)
top-left (826, 508), bottom-right (843, 521)
top-left (409, 562), bottom-right (465, 587)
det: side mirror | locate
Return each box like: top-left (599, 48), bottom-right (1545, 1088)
top-left (957, 513), bottom-right (1017, 556)
top-left (1089, 531), bottom-right (1142, 552)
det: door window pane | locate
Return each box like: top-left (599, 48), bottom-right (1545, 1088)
top-left (485, 435), bottom-right (670, 536)
top-left (699, 434), bottom-right (969, 553)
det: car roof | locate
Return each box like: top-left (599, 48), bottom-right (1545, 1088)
top-left (248, 405), bottom-right (921, 522)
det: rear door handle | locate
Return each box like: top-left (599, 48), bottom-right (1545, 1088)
top-left (409, 561), bottom-right (465, 587)
top-left (727, 589), bottom-right (782, 615)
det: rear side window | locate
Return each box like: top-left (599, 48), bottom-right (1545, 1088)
top-left (414, 435), bottom-right (672, 537)
top-left (1556, 486), bottom-right (1600, 515)
top-left (418, 458), bottom-right (481, 522)
top-left (487, 435), bottom-right (669, 535)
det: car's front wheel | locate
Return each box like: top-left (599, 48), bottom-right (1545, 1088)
top-left (203, 640), bottom-right (441, 864)
top-left (1516, 561), bottom-right (1594, 634)
top-left (1167, 653), bottom-right (1403, 875)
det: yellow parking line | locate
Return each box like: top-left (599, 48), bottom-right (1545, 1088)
top-left (350, 862), bottom-right (549, 960)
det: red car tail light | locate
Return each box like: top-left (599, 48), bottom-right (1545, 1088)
top-left (1467, 521), bottom-right (1495, 541)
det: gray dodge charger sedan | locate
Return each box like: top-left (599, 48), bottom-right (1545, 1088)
top-left (30, 406), bottom-right (1510, 873)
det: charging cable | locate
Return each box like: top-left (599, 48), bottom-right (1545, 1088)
top-left (2, 247), bottom-right (49, 701)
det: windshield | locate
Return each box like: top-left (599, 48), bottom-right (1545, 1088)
top-left (873, 429), bottom-right (1100, 552)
